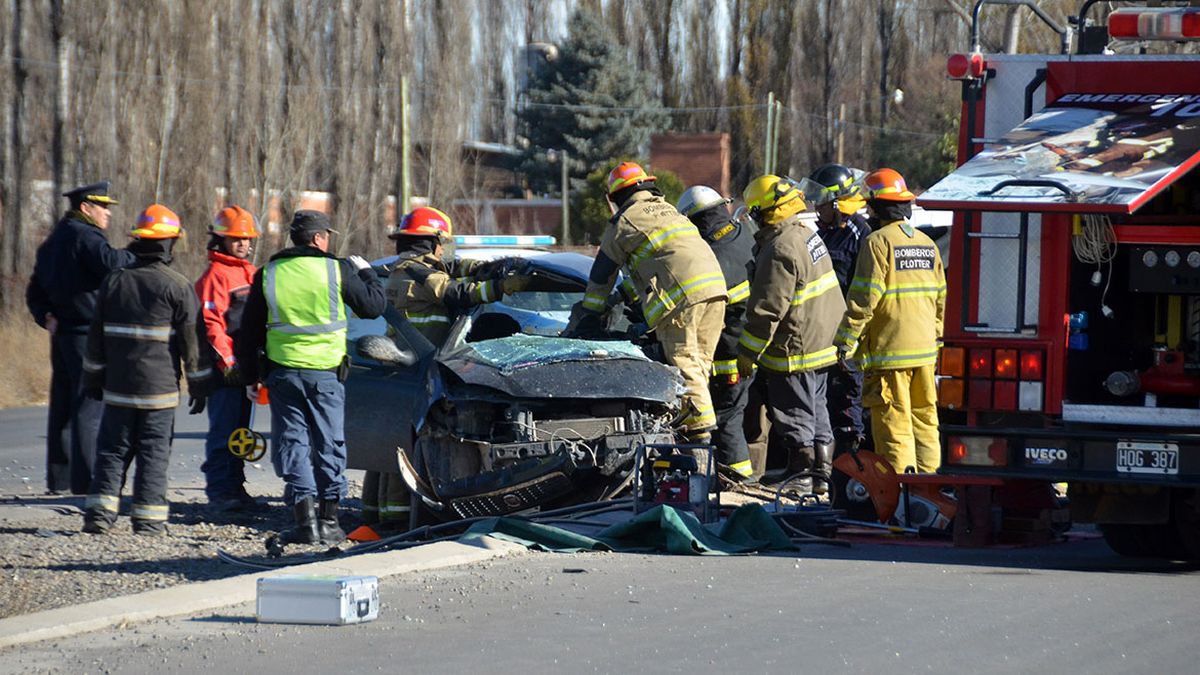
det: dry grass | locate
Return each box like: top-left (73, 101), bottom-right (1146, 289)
top-left (0, 310), bottom-right (51, 409)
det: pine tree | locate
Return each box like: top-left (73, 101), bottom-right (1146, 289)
top-left (517, 9), bottom-right (667, 195)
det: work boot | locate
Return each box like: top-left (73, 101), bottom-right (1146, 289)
top-left (784, 446), bottom-right (815, 493)
top-left (82, 513), bottom-right (113, 535)
top-left (318, 499), bottom-right (346, 545)
top-left (279, 496), bottom-right (320, 545)
top-left (812, 441), bottom-right (834, 496)
top-left (132, 520), bottom-right (167, 537)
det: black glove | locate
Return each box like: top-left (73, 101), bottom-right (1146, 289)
top-left (84, 386), bottom-right (103, 401)
top-left (562, 302), bottom-right (605, 338)
top-left (188, 395), bottom-right (207, 415)
top-left (223, 365), bottom-right (245, 387)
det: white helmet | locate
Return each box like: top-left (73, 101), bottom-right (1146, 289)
top-left (676, 185), bottom-right (731, 218)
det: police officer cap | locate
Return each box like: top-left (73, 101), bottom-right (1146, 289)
top-left (63, 180), bottom-right (118, 207)
top-left (288, 210), bottom-right (338, 234)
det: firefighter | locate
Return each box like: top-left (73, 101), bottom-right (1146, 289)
top-left (736, 175), bottom-right (846, 494)
top-left (237, 211), bottom-right (386, 545)
top-left (808, 163), bottom-right (872, 452)
top-left (26, 181), bottom-right (135, 495)
top-left (676, 185), bottom-right (756, 478)
top-left (81, 205), bottom-right (212, 535)
top-left (567, 162), bottom-right (727, 443)
top-left (834, 168), bottom-right (946, 474)
top-left (366, 206), bottom-right (531, 526)
top-left (195, 205), bottom-right (260, 511)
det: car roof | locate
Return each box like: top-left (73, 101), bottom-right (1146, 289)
top-left (368, 249), bottom-right (593, 283)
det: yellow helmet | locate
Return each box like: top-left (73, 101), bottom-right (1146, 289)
top-left (742, 175), bottom-right (806, 225)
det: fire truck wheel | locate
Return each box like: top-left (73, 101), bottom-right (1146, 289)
top-left (1171, 489), bottom-right (1200, 561)
top-left (1099, 522), bottom-right (1187, 559)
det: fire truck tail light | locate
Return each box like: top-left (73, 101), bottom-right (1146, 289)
top-left (939, 347), bottom-right (965, 377)
top-left (947, 436), bottom-right (1009, 467)
top-left (1020, 350), bottom-right (1043, 380)
top-left (994, 380), bottom-right (1017, 411)
top-left (968, 379), bottom-right (992, 409)
top-left (939, 378), bottom-right (964, 409)
top-left (994, 349), bottom-right (1018, 379)
top-left (1018, 381), bottom-right (1043, 411)
top-left (947, 52), bottom-right (986, 80)
top-left (1109, 8), bottom-right (1200, 40)
top-left (969, 349), bottom-right (992, 377)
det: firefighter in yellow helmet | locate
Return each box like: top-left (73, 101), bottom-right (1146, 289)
top-left (833, 168), bottom-right (946, 474)
top-left (567, 162), bottom-right (727, 443)
top-left (82, 205), bottom-right (213, 535)
top-left (736, 176), bottom-right (846, 494)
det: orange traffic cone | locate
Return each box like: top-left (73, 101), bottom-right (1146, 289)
top-left (347, 525), bottom-right (381, 542)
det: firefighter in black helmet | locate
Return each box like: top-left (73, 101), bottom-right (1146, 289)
top-left (804, 164), bottom-right (872, 455)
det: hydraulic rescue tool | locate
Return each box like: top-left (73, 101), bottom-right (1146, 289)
top-left (633, 443), bottom-right (720, 523)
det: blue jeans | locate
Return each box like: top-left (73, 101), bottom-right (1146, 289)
top-left (266, 368), bottom-right (347, 505)
top-left (201, 385), bottom-right (251, 500)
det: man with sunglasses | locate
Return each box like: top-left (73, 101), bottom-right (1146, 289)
top-left (26, 181), bottom-right (136, 495)
top-left (737, 175), bottom-right (846, 495)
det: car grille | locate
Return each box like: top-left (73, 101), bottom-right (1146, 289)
top-left (448, 470), bottom-right (574, 519)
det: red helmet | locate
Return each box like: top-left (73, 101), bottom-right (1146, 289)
top-left (211, 205), bottom-right (259, 238)
top-left (389, 206), bottom-right (452, 240)
top-left (606, 162), bottom-right (656, 195)
top-left (863, 168), bottom-right (916, 202)
top-left (131, 204), bottom-right (182, 239)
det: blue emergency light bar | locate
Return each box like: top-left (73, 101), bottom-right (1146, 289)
top-left (454, 235), bottom-right (557, 247)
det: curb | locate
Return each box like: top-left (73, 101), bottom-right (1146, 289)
top-left (0, 536), bottom-right (526, 651)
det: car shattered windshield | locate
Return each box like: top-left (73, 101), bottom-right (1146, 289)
top-left (449, 334), bottom-right (650, 374)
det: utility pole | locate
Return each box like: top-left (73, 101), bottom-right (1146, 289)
top-left (560, 149), bottom-right (570, 246)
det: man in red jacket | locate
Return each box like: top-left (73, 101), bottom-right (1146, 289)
top-left (195, 205), bottom-right (260, 510)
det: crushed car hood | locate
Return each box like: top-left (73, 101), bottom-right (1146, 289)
top-left (438, 334), bottom-right (684, 403)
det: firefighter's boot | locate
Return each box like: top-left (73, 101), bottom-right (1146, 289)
top-left (279, 496), bottom-right (319, 545)
top-left (812, 441), bottom-right (834, 496)
top-left (318, 499), bottom-right (346, 545)
top-left (785, 446), bottom-right (815, 494)
top-left (82, 510), bottom-right (116, 535)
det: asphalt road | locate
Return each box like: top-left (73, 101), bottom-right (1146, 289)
top-left (2, 538), bottom-right (1198, 674)
top-left (0, 403), bottom-right (339, 501)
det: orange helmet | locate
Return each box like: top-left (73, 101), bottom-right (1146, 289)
top-left (863, 168), bottom-right (916, 202)
top-left (211, 205), bottom-right (258, 238)
top-left (131, 204), bottom-right (182, 239)
top-left (389, 206), bottom-right (452, 240)
top-left (606, 162), bottom-right (656, 195)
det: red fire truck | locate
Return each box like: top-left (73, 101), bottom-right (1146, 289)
top-left (918, 1), bottom-right (1200, 558)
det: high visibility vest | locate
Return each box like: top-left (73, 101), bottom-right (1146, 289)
top-left (264, 256), bottom-right (346, 369)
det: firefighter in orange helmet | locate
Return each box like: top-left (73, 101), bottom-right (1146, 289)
top-left (195, 205), bottom-right (262, 511)
top-left (834, 168), bottom-right (946, 474)
top-left (83, 205), bottom-right (213, 535)
top-left (567, 162), bottom-right (727, 443)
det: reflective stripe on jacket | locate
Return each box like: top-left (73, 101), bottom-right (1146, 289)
top-left (265, 256), bottom-right (347, 370)
top-left (833, 219), bottom-right (946, 371)
top-left (583, 191), bottom-right (725, 329)
top-left (737, 216), bottom-right (845, 373)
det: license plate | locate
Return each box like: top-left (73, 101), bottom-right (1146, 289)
top-left (1116, 441), bottom-right (1179, 475)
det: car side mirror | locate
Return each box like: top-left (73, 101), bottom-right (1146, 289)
top-left (356, 335), bottom-right (417, 367)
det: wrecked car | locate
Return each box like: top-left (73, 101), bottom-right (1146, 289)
top-left (345, 251), bottom-right (684, 522)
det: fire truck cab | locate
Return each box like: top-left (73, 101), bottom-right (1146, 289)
top-left (919, 1), bottom-right (1200, 558)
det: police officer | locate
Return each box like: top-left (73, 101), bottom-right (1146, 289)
top-left (807, 164), bottom-right (872, 452)
top-left (195, 205), bottom-right (260, 511)
top-left (568, 162), bottom-right (727, 443)
top-left (237, 211), bottom-right (386, 546)
top-left (834, 168), bottom-right (946, 474)
top-left (364, 206), bottom-right (530, 526)
top-left (82, 205), bottom-right (212, 535)
top-left (676, 186), bottom-right (756, 478)
top-left (26, 181), bottom-right (135, 495)
top-left (737, 176), bottom-right (846, 494)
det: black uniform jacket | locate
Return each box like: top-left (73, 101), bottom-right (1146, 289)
top-left (697, 214), bottom-right (757, 372)
top-left (84, 251), bottom-right (211, 410)
top-left (26, 212), bottom-right (136, 333)
top-left (236, 245), bottom-right (387, 381)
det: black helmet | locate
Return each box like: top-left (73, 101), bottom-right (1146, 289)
top-left (808, 164), bottom-right (858, 205)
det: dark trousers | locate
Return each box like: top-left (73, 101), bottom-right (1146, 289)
top-left (47, 331), bottom-right (103, 494)
top-left (266, 368), bottom-right (347, 505)
top-left (763, 368), bottom-right (833, 468)
top-left (710, 374), bottom-right (752, 473)
top-left (86, 405), bottom-right (176, 529)
top-left (202, 385), bottom-right (251, 501)
top-left (826, 360), bottom-right (864, 437)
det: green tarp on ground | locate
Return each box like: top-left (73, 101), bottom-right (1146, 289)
top-left (460, 504), bottom-right (796, 555)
